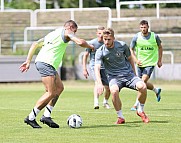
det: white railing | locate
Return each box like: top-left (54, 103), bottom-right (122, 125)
top-left (23, 25), bottom-right (99, 42)
top-left (116, 33), bottom-right (181, 38)
top-left (13, 25), bottom-right (98, 52)
top-left (34, 7), bottom-right (112, 27)
top-left (163, 51), bottom-right (174, 64)
top-left (12, 41), bottom-right (33, 53)
top-left (116, 0), bottom-right (181, 19)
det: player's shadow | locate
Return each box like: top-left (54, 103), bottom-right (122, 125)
top-left (81, 120), bottom-right (169, 129)
top-left (159, 108), bottom-right (180, 111)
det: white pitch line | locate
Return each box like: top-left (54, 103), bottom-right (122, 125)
top-left (1, 107), bottom-right (181, 117)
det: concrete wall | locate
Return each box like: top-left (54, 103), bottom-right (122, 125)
top-left (154, 64), bottom-right (181, 80)
top-left (0, 56), bottom-right (40, 82)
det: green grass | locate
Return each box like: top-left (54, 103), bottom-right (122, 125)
top-left (0, 80), bottom-right (181, 143)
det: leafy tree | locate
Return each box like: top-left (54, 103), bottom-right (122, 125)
top-left (58, 0), bottom-right (79, 8)
top-left (4, 0), bottom-right (39, 10)
top-left (3, 0), bottom-right (181, 10)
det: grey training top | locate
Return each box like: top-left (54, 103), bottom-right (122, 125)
top-left (95, 41), bottom-right (134, 77)
top-left (86, 38), bottom-right (104, 69)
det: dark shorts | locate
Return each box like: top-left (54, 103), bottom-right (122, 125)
top-left (90, 68), bottom-right (109, 86)
top-left (35, 62), bottom-right (57, 77)
top-left (137, 66), bottom-right (155, 78)
top-left (108, 74), bottom-right (142, 91)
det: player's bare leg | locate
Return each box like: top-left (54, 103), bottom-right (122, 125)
top-left (142, 74), bottom-right (161, 102)
top-left (131, 74), bottom-right (162, 111)
top-left (110, 85), bottom-right (125, 124)
top-left (24, 75), bottom-right (60, 128)
top-left (136, 81), bottom-right (149, 123)
top-left (94, 84), bottom-right (99, 109)
top-left (103, 85), bottom-right (111, 109)
top-left (39, 73), bottom-right (63, 128)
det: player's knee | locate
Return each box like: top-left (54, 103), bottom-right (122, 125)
top-left (57, 86), bottom-right (64, 96)
top-left (104, 86), bottom-right (110, 93)
top-left (136, 81), bottom-right (147, 92)
top-left (110, 89), bottom-right (119, 97)
top-left (110, 85), bottom-right (119, 95)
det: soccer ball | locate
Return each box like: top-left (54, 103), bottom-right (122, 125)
top-left (67, 114), bottom-right (83, 128)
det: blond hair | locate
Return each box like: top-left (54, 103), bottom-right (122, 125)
top-left (103, 28), bottom-right (114, 37)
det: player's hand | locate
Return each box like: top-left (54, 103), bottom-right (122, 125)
top-left (19, 61), bottom-right (30, 72)
top-left (83, 69), bottom-right (89, 79)
top-left (96, 83), bottom-right (104, 95)
top-left (136, 60), bottom-right (142, 66)
top-left (157, 61), bottom-right (162, 68)
top-left (90, 45), bottom-right (95, 51)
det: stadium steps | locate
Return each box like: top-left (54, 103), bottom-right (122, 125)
top-left (111, 8), bottom-right (181, 18)
top-left (0, 8), bottom-right (181, 63)
top-left (0, 11), bottom-right (30, 52)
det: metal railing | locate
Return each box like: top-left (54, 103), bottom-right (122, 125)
top-left (34, 7), bottom-right (112, 27)
top-left (116, 0), bottom-right (181, 18)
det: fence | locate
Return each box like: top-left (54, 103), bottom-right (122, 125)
top-left (116, 0), bottom-right (181, 18)
top-left (34, 8), bottom-right (112, 27)
top-left (0, 5), bottom-right (181, 81)
top-left (0, 8), bottom-right (112, 51)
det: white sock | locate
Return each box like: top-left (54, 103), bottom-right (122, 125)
top-left (116, 110), bottom-right (124, 119)
top-left (94, 97), bottom-right (99, 107)
top-left (103, 97), bottom-right (108, 104)
top-left (153, 88), bottom-right (158, 94)
top-left (137, 103), bottom-right (144, 113)
top-left (134, 98), bottom-right (139, 107)
top-left (44, 105), bottom-right (53, 117)
top-left (29, 107), bottom-right (40, 121)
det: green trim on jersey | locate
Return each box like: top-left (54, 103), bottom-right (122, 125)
top-left (135, 32), bottom-right (158, 67)
top-left (35, 28), bottom-right (68, 70)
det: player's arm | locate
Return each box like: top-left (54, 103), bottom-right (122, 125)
top-left (156, 35), bottom-right (163, 68)
top-left (68, 33), bottom-right (94, 50)
top-left (95, 63), bottom-right (104, 95)
top-left (128, 55), bottom-right (136, 75)
top-left (95, 49), bottom-right (104, 95)
top-left (19, 38), bottom-right (44, 72)
top-left (26, 38), bottom-right (44, 62)
top-left (130, 35), bottom-right (142, 66)
top-left (124, 43), bottom-right (136, 75)
top-left (82, 51), bottom-right (89, 79)
top-left (157, 43), bottom-right (163, 68)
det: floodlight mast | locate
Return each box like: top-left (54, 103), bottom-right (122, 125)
top-left (1, 0), bottom-right (4, 11)
top-left (40, 0), bottom-right (46, 9)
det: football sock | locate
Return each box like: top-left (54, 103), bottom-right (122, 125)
top-left (117, 110), bottom-right (124, 119)
top-left (94, 97), bottom-right (99, 106)
top-left (153, 88), bottom-right (158, 94)
top-left (44, 105), bottom-right (53, 117)
top-left (103, 97), bottom-right (108, 104)
top-left (29, 107), bottom-right (40, 121)
top-left (134, 98), bottom-right (139, 107)
top-left (94, 86), bottom-right (99, 106)
top-left (137, 103), bottom-right (144, 113)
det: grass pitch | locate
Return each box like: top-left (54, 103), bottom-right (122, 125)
top-left (0, 80), bottom-right (181, 143)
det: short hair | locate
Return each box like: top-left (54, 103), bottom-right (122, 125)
top-left (97, 26), bottom-right (105, 31)
top-left (140, 20), bottom-right (149, 26)
top-left (64, 20), bottom-right (78, 29)
top-left (103, 28), bottom-right (114, 37)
